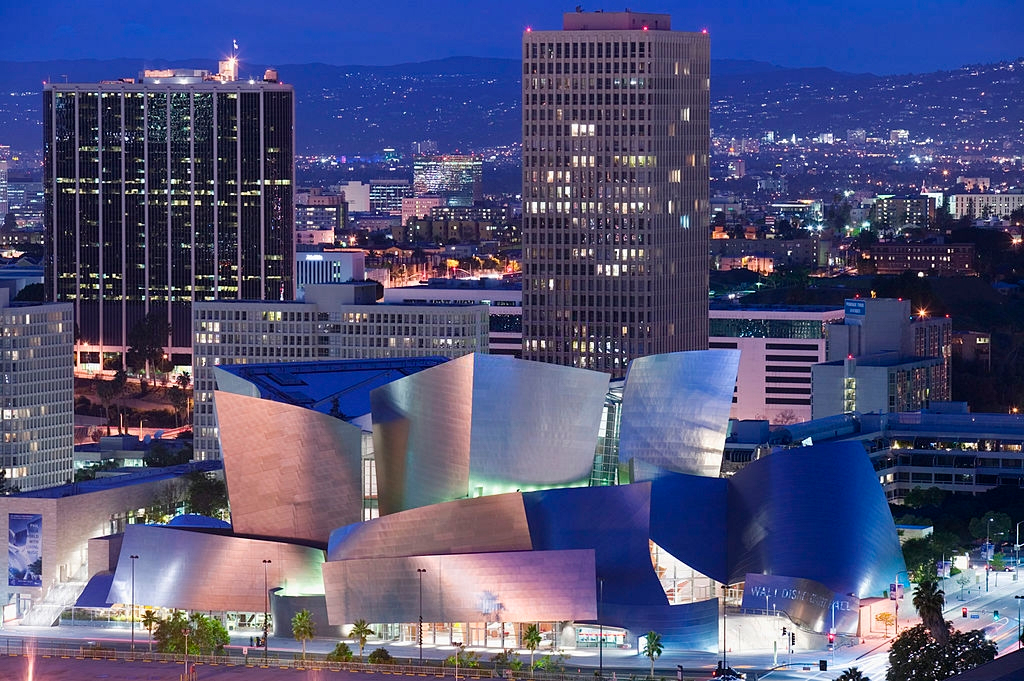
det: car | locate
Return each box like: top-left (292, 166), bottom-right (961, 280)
top-left (984, 564), bottom-right (1015, 572)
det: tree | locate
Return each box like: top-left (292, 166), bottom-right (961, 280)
top-left (153, 610), bottom-right (189, 654)
top-left (523, 623), bottom-right (541, 675)
top-left (887, 624), bottom-right (995, 681)
top-left (835, 668), bottom-right (870, 681)
top-left (189, 612), bottom-right (229, 655)
top-left (186, 472), bottom-right (228, 518)
top-left (12, 283), bottom-right (44, 302)
top-left (326, 641), bottom-right (353, 662)
top-left (166, 386), bottom-right (189, 426)
top-left (141, 609), bottom-right (160, 652)
top-left (95, 371), bottom-right (127, 434)
top-left (913, 580), bottom-right (948, 646)
top-left (903, 486), bottom-right (947, 509)
top-left (349, 619), bottom-right (374, 662)
top-left (990, 553), bottom-right (1007, 586)
top-left (642, 631), bottom-right (663, 680)
top-left (291, 609), bottom-right (315, 660)
top-left (875, 611), bottom-right (895, 637)
top-left (969, 511), bottom-right (1011, 542)
top-left (176, 371), bottom-right (192, 390)
top-left (126, 312), bottom-right (171, 380)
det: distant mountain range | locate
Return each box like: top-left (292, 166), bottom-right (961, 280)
top-left (1, 56), bottom-right (1021, 155)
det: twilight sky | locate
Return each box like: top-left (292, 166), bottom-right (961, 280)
top-left (4, 0), bottom-right (1021, 75)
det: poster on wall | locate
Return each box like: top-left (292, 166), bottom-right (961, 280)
top-left (8, 513), bottom-right (42, 587)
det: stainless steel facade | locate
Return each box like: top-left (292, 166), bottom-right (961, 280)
top-left (371, 354), bottom-right (609, 515)
top-left (215, 390), bottom-right (363, 543)
top-left (323, 550), bottom-right (596, 625)
top-left (106, 525), bottom-right (325, 613)
top-left (521, 12), bottom-right (711, 374)
top-left (619, 350), bottom-right (740, 478)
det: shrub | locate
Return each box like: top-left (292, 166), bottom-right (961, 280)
top-left (327, 642), bottom-right (354, 662)
top-left (368, 647), bottom-right (395, 665)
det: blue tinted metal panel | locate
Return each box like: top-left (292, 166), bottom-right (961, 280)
top-left (327, 493), bottom-right (533, 561)
top-left (601, 599), bottom-right (719, 653)
top-left (107, 525), bottom-right (326, 613)
top-left (523, 484), bottom-right (666, 606)
top-left (741, 574), bottom-right (860, 634)
top-left (649, 472), bottom-right (728, 583)
top-left (216, 390), bottom-right (363, 544)
top-left (619, 350), bottom-right (740, 479)
top-left (371, 354), bottom-right (609, 515)
top-left (727, 441), bottom-right (906, 598)
top-left (323, 550), bottom-right (596, 625)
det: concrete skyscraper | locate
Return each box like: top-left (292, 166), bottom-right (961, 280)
top-left (521, 11), bottom-right (710, 375)
top-left (43, 61), bottom-right (294, 367)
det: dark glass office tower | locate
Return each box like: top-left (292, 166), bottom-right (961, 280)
top-left (43, 66), bottom-right (294, 366)
top-left (521, 12), bottom-right (710, 376)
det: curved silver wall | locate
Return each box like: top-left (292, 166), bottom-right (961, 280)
top-left (726, 441), bottom-right (906, 599)
top-left (619, 350), bottom-right (740, 479)
top-left (107, 525), bottom-right (325, 613)
top-left (371, 354), bottom-right (609, 515)
top-left (216, 390), bottom-right (363, 544)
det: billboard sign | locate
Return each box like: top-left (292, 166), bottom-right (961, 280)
top-left (8, 513), bottom-right (42, 587)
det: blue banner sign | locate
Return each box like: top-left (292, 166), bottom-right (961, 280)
top-left (8, 513), bottom-right (42, 587)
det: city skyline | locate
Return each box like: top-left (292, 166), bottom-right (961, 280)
top-left (5, 0), bottom-right (1021, 76)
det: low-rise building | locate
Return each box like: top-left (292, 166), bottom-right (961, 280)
top-left (192, 283), bottom-right (489, 460)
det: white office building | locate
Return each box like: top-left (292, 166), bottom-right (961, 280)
top-left (0, 290), bottom-right (75, 491)
top-left (192, 283), bottom-right (488, 460)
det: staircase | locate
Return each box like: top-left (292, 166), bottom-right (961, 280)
top-left (21, 568), bottom-right (89, 627)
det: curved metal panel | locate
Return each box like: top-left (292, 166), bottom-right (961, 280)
top-left (467, 354), bottom-right (609, 488)
top-left (327, 493), bottom-right (533, 562)
top-left (601, 599), bottom-right (720, 653)
top-left (107, 525), bottom-right (325, 613)
top-left (371, 354), bottom-right (608, 515)
top-left (216, 390), bottom-right (363, 544)
top-left (619, 350), bottom-right (740, 478)
top-left (741, 574), bottom-right (859, 634)
top-left (323, 550), bottom-right (596, 626)
top-left (649, 471), bottom-right (729, 584)
top-left (523, 483), bottom-right (666, 606)
top-left (727, 441), bottom-right (906, 598)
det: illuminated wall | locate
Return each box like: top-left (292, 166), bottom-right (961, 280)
top-left (371, 354), bottom-right (609, 515)
top-left (216, 390), bottom-right (363, 544)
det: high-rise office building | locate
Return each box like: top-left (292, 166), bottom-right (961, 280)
top-left (43, 61), bottom-right (294, 367)
top-left (412, 155), bottom-right (483, 207)
top-left (521, 11), bottom-right (710, 375)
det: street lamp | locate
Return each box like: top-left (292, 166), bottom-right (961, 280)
top-left (894, 570), bottom-right (909, 637)
top-left (1016, 595), bottom-right (1024, 651)
top-left (1015, 521), bottom-right (1024, 582)
top-left (417, 568), bottom-right (427, 664)
top-left (987, 518), bottom-right (994, 592)
top-left (263, 559), bottom-right (272, 661)
top-left (129, 554), bottom-right (139, 654)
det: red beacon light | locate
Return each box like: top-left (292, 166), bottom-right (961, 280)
top-left (525, 26), bottom-right (532, 33)
top-left (642, 25), bottom-right (648, 31)
top-left (701, 28), bottom-right (708, 34)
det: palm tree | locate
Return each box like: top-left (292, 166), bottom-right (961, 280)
top-left (835, 668), bottom-right (870, 681)
top-left (349, 619), bottom-right (374, 662)
top-left (140, 609), bottom-right (160, 652)
top-left (642, 631), bottom-right (663, 680)
top-left (291, 609), bottom-right (315, 660)
top-left (913, 580), bottom-right (948, 645)
top-left (523, 623), bottom-right (541, 676)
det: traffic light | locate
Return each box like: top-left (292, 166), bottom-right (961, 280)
top-left (827, 632), bottom-right (836, 644)
top-left (782, 627), bottom-right (787, 635)
top-left (791, 632), bottom-right (796, 646)
top-left (962, 607), bottom-right (968, 618)
top-left (994, 610), bottom-right (1000, 619)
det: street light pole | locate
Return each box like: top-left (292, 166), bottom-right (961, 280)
top-left (1016, 595), bottom-right (1024, 651)
top-left (263, 559), bottom-right (272, 661)
top-left (894, 570), bottom-right (909, 637)
top-left (417, 568), bottom-right (427, 664)
top-left (1016, 521), bottom-right (1024, 582)
top-left (987, 518), bottom-right (994, 592)
top-left (722, 585), bottom-right (728, 671)
top-left (129, 554), bottom-right (139, 654)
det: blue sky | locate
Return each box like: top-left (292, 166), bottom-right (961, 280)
top-left (5, 0), bottom-right (1021, 74)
